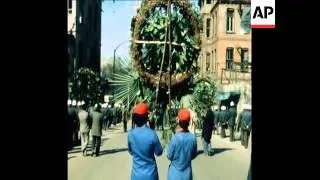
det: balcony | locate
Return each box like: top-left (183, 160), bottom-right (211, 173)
top-left (220, 61), bottom-right (251, 84)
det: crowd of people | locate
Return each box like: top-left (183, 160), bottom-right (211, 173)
top-left (67, 100), bottom-right (129, 155)
top-left (67, 100), bottom-right (252, 180)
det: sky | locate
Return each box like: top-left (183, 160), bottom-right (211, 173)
top-left (100, 0), bottom-right (199, 61)
top-left (100, 1), bottom-right (140, 60)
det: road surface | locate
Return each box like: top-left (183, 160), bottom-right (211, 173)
top-left (68, 121), bottom-right (251, 180)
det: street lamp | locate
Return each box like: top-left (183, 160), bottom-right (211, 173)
top-left (113, 40), bottom-right (130, 98)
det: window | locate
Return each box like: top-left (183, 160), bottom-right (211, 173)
top-left (226, 48), bottom-right (234, 70)
top-left (214, 49), bottom-right (217, 72)
top-left (206, 0), bottom-right (212, 4)
top-left (215, 12), bottom-right (217, 35)
top-left (206, 18), bottom-right (211, 38)
top-left (68, 0), bottom-right (72, 9)
top-left (226, 9), bottom-right (235, 33)
top-left (212, 18), bottom-right (214, 37)
top-left (211, 50), bottom-right (214, 73)
top-left (206, 53), bottom-right (211, 72)
top-left (241, 48), bottom-right (249, 72)
top-left (68, 0), bottom-right (72, 14)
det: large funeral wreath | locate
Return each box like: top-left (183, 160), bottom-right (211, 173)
top-left (131, 0), bottom-right (201, 89)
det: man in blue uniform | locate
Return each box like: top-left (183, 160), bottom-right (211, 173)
top-left (128, 103), bottom-right (163, 180)
top-left (167, 108), bottom-right (197, 180)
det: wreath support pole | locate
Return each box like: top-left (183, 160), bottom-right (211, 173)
top-left (155, 7), bottom-right (169, 104)
top-left (134, 40), bottom-right (200, 49)
top-left (167, 0), bottom-right (174, 135)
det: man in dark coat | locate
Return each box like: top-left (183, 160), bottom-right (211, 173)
top-left (68, 100), bottom-right (79, 147)
top-left (212, 105), bottom-right (220, 135)
top-left (101, 103), bottom-right (107, 130)
top-left (107, 104), bottom-right (114, 128)
top-left (237, 104), bottom-right (252, 149)
top-left (201, 108), bottom-right (215, 156)
top-left (122, 105), bottom-right (128, 132)
top-left (111, 103), bottom-right (118, 126)
top-left (219, 106), bottom-right (229, 138)
top-left (67, 100), bottom-right (74, 150)
top-left (130, 106), bottom-right (135, 129)
top-left (156, 103), bottom-right (165, 131)
top-left (91, 104), bottom-right (103, 157)
top-left (118, 104), bottom-right (123, 124)
top-left (228, 101), bottom-right (237, 142)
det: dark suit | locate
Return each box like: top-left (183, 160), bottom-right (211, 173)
top-left (219, 110), bottom-right (229, 138)
top-left (91, 110), bottom-right (103, 156)
top-left (213, 110), bottom-right (220, 134)
top-left (228, 107), bottom-right (237, 141)
top-left (122, 108), bottom-right (128, 132)
top-left (68, 106), bottom-right (79, 146)
top-left (238, 110), bottom-right (252, 148)
top-left (201, 109), bottom-right (214, 155)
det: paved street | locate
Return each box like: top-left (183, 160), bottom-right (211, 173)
top-left (68, 121), bottom-right (251, 180)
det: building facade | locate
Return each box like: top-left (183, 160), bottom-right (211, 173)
top-left (68, 0), bottom-right (77, 77)
top-left (68, 0), bottom-right (102, 77)
top-left (198, 0), bottom-right (251, 109)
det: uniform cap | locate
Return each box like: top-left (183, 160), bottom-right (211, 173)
top-left (67, 99), bottom-right (72, 105)
top-left (230, 101), bottom-right (235, 106)
top-left (72, 100), bottom-right (77, 106)
top-left (178, 108), bottom-right (190, 122)
top-left (221, 106), bottom-right (226, 111)
top-left (134, 103), bottom-right (149, 115)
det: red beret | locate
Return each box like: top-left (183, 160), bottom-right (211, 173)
top-left (134, 103), bottom-right (149, 115)
top-left (178, 108), bottom-right (190, 122)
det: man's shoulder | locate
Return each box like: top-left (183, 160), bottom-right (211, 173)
top-left (175, 132), bottom-right (196, 139)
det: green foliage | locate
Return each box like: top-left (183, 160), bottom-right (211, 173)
top-left (109, 57), bottom-right (156, 107)
top-left (139, 5), bottom-right (200, 74)
top-left (69, 67), bottom-right (103, 105)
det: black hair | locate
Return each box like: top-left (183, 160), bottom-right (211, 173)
top-left (179, 121), bottom-right (190, 130)
top-left (132, 113), bottom-right (148, 127)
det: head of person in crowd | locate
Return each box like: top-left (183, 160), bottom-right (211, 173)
top-left (132, 103), bottom-right (149, 127)
top-left (68, 99), bottom-right (72, 107)
top-left (79, 101), bottom-right (87, 110)
top-left (178, 108), bottom-right (190, 131)
top-left (72, 100), bottom-right (77, 107)
top-left (230, 101), bottom-right (235, 107)
top-left (94, 103), bottom-right (101, 112)
top-left (221, 106), bottom-right (226, 111)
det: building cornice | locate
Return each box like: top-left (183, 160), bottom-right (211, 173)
top-left (210, 0), bottom-right (251, 14)
top-left (202, 34), bottom-right (251, 47)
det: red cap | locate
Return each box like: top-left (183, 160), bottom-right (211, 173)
top-left (178, 108), bottom-right (190, 122)
top-left (134, 103), bottom-right (149, 115)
